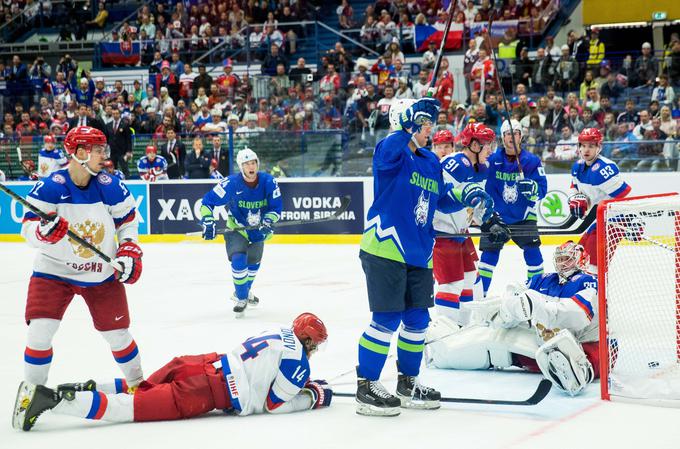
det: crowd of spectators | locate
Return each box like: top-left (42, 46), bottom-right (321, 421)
top-left (1, 1), bottom-right (680, 180)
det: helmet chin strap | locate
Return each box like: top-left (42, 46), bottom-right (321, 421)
top-left (71, 153), bottom-right (100, 176)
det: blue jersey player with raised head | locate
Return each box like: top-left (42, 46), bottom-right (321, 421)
top-left (479, 119), bottom-right (548, 296)
top-left (200, 147), bottom-right (282, 316)
top-left (356, 98), bottom-right (498, 417)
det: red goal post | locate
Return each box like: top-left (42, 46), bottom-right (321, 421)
top-left (597, 192), bottom-right (680, 405)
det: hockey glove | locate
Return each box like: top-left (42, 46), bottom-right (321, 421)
top-left (481, 213), bottom-right (511, 245)
top-left (304, 380), bottom-right (333, 409)
top-left (399, 98), bottom-right (440, 134)
top-left (114, 241), bottom-right (143, 284)
top-left (259, 216), bottom-right (274, 234)
top-left (201, 215), bottom-right (216, 240)
top-left (461, 184), bottom-right (494, 222)
top-left (517, 179), bottom-right (538, 202)
top-left (36, 212), bottom-right (69, 244)
top-left (568, 193), bottom-right (589, 219)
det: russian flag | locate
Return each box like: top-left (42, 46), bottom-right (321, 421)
top-left (100, 41), bottom-right (141, 66)
top-left (414, 23), bottom-right (464, 52)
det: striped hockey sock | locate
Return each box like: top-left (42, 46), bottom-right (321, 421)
top-left (24, 318), bottom-right (60, 385)
top-left (101, 329), bottom-right (143, 387)
top-left (246, 263), bottom-right (260, 293)
top-left (523, 247), bottom-right (544, 279)
top-left (358, 321), bottom-right (394, 381)
top-left (231, 253), bottom-right (249, 299)
top-left (434, 280), bottom-right (463, 322)
top-left (396, 326), bottom-right (426, 376)
top-left (52, 390), bottom-right (134, 423)
top-left (479, 250), bottom-right (500, 296)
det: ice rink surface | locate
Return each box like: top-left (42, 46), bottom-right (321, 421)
top-left (2, 242), bottom-right (680, 449)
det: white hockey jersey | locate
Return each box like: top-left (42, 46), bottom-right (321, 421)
top-left (219, 326), bottom-right (313, 416)
top-left (37, 148), bottom-right (68, 178)
top-left (21, 170), bottom-right (139, 286)
top-left (569, 156), bottom-right (631, 208)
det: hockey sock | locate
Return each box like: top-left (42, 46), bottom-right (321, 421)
top-left (358, 312), bottom-right (400, 381)
top-left (53, 390), bottom-right (134, 422)
top-left (434, 279), bottom-right (463, 322)
top-left (458, 270), bottom-right (477, 325)
top-left (231, 253), bottom-right (249, 300)
top-left (24, 318), bottom-right (60, 385)
top-left (246, 262), bottom-right (260, 293)
top-left (100, 329), bottom-right (143, 386)
top-left (479, 250), bottom-right (500, 296)
top-left (397, 308), bottom-right (429, 376)
top-left (523, 247), bottom-right (544, 279)
top-left (96, 378), bottom-right (130, 394)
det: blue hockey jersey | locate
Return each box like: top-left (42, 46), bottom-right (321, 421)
top-left (201, 172), bottom-right (282, 242)
top-left (485, 147), bottom-right (547, 224)
top-left (360, 131), bottom-right (465, 268)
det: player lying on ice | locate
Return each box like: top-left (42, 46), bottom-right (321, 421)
top-left (13, 313), bottom-right (332, 431)
top-left (425, 241), bottom-right (599, 396)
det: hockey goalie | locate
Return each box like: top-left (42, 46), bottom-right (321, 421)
top-left (425, 241), bottom-right (599, 396)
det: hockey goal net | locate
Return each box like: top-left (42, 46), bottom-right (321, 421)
top-left (598, 192), bottom-right (680, 405)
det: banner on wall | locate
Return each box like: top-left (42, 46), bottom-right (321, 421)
top-left (148, 180), bottom-right (365, 235)
top-left (0, 181), bottom-right (149, 234)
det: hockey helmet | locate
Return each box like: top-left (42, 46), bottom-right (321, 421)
top-left (432, 129), bottom-right (454, 145)
top-left (554, 241), bottom-right (587, 281)
top-left (63, 126), bottom-right (107, 155)
top-left (578, 127), bottom-right (603, 145)
top-left (293, 313), bottom-right (328, 347)
top-left (44, 134), bottom-right (56, 144)
top-left (103, 160), bottom-right (114, 169)
top-left (500, 119), bottom-right (523, 137)
top-left (236, 147), bottom-right (259, 175)
top-left (459, 122), bottom-right (496, 147)
top-left (145, 145), bottom-right (157, 155)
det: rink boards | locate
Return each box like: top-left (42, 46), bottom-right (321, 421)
top-left (0, 172), bottom-right (678, 244)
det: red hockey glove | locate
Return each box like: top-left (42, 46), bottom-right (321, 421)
top-left (114, 241), bottom-right (143, 284)
top-left (36, 212), bottom-right (69, 244)
top-left (568, 194), bottom-right (589, 219)
top-left (304, 380), bottom-right (333, 409)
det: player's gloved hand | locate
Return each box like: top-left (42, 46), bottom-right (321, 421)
top-left (114, 240), bottom-right (143, 284)
top-left (304, 379), bottom-right (333, 409)
top-left (481, 213), bottom-right (510, 244)
top-left (517, 179), bottom-right (538, 201)
top-left (568, 193), bottom-right (589, 219)
top-left (36, 212), bottom-right (69, 244)
top-left (201, 215), bottom-right (216, 240)
top-left (399, 97), bottom-right (440, 134)
top-left (258, 216), bottom-right (274, 234)
top-left (461, 183), bottom-right (494, 222)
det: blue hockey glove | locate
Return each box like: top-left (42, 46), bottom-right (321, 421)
top-left (259, 216), bottom-right (274, 234)
top-left (304, 380), bottom-right (333, 409)
top-left (481, 213), bottom-right (511, 244)
top-left (517, 179), bottom-right (538, 201)
top-left (461, 184), bottom-right (494, 222)
top-left (399, 98), bottom-right (440, 134)
top-left (201, 215), bottom-right (216, 240)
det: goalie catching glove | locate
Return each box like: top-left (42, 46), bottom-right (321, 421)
top-left (303, 380), bottom-right (333, 409)
top-left (36, 212), bottom-right (69, 244)
top-left (114, 241), bottom-right (143, 284)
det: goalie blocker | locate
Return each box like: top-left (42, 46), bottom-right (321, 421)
top-left (426, 241), bottom-right (599, 396)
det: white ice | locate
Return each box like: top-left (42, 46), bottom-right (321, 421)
top-left (1, 242), bottom-right (680, 449)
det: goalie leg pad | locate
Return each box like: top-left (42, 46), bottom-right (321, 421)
top-left (535, 330), bottom-right (594, 396)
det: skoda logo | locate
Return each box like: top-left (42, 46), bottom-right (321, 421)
top-left (539, 190), bottom-right (570, 225)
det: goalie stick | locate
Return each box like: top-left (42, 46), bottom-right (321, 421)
top-left (0, 182), bottom-right (123, 271)
top-left (186, 195), bottom-right (352, 236)
top-left (334, 379), bottom-right (551, 406)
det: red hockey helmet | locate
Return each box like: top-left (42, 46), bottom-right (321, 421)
top-left (44, 134), bottom-right (56, 144)
top-left (23, 159), bottom-right (36, 171)
top-left (459, 122), bottom-right (496, 147)
top-left (293, 313), bottom-right (328, 346)
top-left (578, 127), bottom-right (603, 145)
top-left (145, 145), bottom-right (157, 154)
top-left (63, 126), bottom-right (107, 155)
top-left (432, 129), bottom-right (454, 145)
top-left (103, 160), bottom-right (114, 169)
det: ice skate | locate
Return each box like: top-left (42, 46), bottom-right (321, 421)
top-left (396, 363), bottom-right (441, 409)
top-left (12, 382), bottom-right (61, 431)
top-left (247, 291), bottom-right (259, 307)
top-left (355, 368), bottom-right (401, 417)
top-left (231, 293), bottom-right (248, 317)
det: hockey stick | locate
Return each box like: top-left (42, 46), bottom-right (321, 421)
top-left (0, 182), bottom-right (122, 271)
top-left (484, 12), bottom-right (523, 178)
top-left (427, 1), bottom-right (455, 94)
top-left (186, 195), bottom-right (351, 236)
top-left (334, 379), bottom-right (551, 406)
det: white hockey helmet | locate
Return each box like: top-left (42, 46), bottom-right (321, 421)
top-left (389, 99), bottom-right (416, 131)
top-left (500, 119), bottom-right (524, 138)
top-left (236, 147), bottom-right (259, 175)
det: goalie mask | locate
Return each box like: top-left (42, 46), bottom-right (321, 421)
top-left (554, 241), bottom-right (587, 282)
